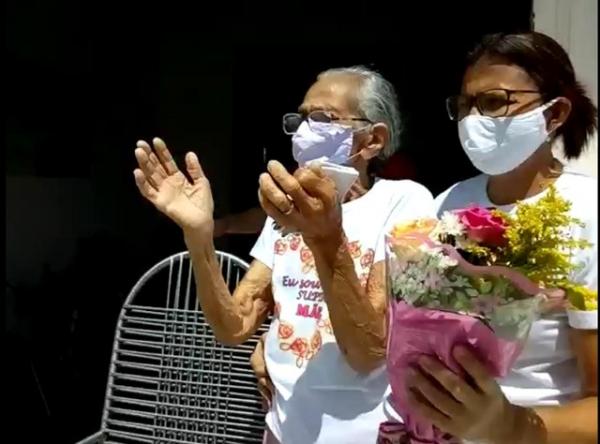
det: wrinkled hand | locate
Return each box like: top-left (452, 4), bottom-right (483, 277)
top-left (250, 332), bottom-right (273, 411)
top-left (406, 346), bottom-right (518, 443)
top-left (133, 138), bottom-right (214, 237)
top-left (258, 160), bottom-right (342, 243)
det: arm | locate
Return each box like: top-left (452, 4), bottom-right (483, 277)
top-left (185, 231), bottom-right (274, 345)
top-left (132, 137), bottom-right (273, 346)
top-left (214, 207), bottom-right (266, 237)
top-left (256, 160), bottom-right (387, 373)
top-left (520, 328), bottom-right (598, 444)
top-left (306, 233), bottom-right (387, 374)
top-left (250, 332), bottom-right (273, 410)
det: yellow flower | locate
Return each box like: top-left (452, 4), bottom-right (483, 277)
top-left (566, 285), bottom-right (598, 311)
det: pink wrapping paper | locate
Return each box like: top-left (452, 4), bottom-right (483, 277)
top-left (384, 301), bottom-right (523, 444)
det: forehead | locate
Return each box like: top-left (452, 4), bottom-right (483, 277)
top-left (462, 56), bottom-right (538, 94)
top-left (299, 74), bottom-right (361, 114)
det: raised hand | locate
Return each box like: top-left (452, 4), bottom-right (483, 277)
top-left (258, 160), bottom-right (342, 243)
top-left (133, 137), bottom-right (214, 237)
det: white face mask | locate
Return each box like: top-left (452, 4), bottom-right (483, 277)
top-left (292, 120), bottom-right (354, 166)
top-left (458, 99), bottom-right (557, 175)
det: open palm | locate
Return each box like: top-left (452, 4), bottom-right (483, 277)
top-left (133, 138), bottom-right (214, 234)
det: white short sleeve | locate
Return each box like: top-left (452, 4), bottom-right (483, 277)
top-left (373, 181), bottom-right (436, 263)
top-left (250, 216), bottom-right (279, 270)
top-left (568, 204), bottom-right (597, 329)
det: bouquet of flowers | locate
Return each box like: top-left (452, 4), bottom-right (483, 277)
top-left (378, 186), bottom-right (597, 444)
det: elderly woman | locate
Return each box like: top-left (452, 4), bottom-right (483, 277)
top-left (133, 66), bottom-right (434, 444)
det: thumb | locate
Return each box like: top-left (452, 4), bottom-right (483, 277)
top-left (185, 152), bottom-right (205, 182)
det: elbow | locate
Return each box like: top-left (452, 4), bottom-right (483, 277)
top-left (212, 329), bottom-right (247, 347)
top-left (215, 335), bottom-right (245, 347)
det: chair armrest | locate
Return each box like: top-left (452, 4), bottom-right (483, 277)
top-left (74, 431), bottom-right (104, 444)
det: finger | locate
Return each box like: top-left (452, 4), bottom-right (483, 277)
top-left (406, 389), bottom-right (453, 433)
top-left (418, 356), bottom-right (478, 405)
top-left (185, 152), bottom-right (206, 183)
top-left (137, 140), bottom-right (167, 178)
top-left (307, 164), bottom-right (326, 178)
top-left (408, 368), bottom-right (464, 418)
top-left (294, 168), bottom-right (337, 208)
top-left (133, 169), bottom-right (157, 201)
top-left (250, 341), bottom-right (265, 374)
top-left (454, 346), bottom-right (496, 395)
top-left (257, 379), bottom-right (272, 410)
top-left (134, 148), bottom-right (162, 189)
top-left (258, 188), bottom-right (294, 228)
top-left (152, 137), bottom-right (180, 175)
top-left (259, 173), bottom-right (294, 214)
top-left (266, 161), bottom-right (312, 212)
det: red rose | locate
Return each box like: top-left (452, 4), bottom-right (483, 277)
top-left (347, 241), bottom-right (362, 259)
top-left (289, 338), bottom-right (308, 357)
top-left (454, 206), bottom-right (507, 247)
top-left (300, 246), bottom-right (314, 263)
top-left (278, 321), bottom-right (294, 339)
top-left (274, 239), bottom-right (288, 255)
top-left (288, 234), bottom-right (302, 251)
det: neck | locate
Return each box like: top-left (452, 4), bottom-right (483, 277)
top-left (352, 154), bottom-right (373, 191)
top-left (487, 145), bottom-right (563, 206)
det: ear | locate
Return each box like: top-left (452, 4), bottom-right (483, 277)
top-left (546, 97), bottom-right (572, 135)
top-left (360, 123), bottom-right (389, 160)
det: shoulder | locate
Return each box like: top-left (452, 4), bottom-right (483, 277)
top-left (372, 179), bottom-right (434, 201)
top-left (370, 179), bottom-right (435, 219)
top-left (556, 171), bottom-right (597, 207)
top-left (434, 174), bottom-right (487, 216)
top-left (551, 171), bottom-right (597, 224)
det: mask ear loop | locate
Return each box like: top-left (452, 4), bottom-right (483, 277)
top-left (542, 98), bottom-right (567, 176)
top-left (347, 120), bottom-right (380, 164)
top-left (543, 98), bottom-right (561, 143)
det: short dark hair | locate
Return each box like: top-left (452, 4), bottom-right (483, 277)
top-left (467, 32), bottom-right (597, 160)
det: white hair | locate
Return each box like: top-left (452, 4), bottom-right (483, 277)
top-left (318, 65), bottom-right (402, 160)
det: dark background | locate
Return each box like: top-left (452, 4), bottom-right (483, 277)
top-left (5, 2), bottom-right (533, 442)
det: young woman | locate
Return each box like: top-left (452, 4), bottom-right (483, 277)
top-left (404, 32), bottom-right (598, 444)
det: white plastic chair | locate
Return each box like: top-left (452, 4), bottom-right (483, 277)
top-left (77, 251), bottom-right (269, 444)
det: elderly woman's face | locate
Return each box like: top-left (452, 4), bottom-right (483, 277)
top-left (299, 75), bottom-right (372, 153)
top-left (460, 56), bottom-right (544, 119)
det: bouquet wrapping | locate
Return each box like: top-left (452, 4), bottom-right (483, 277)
top-left (378, 186), bottom-right (596, 444)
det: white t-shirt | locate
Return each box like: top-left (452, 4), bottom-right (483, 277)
top-left (251, 179), bottom-right (435, 444)
top-left (434, 170), bottom-right (598, 407)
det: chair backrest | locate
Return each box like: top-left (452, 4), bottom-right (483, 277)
top-left (99, 251), bottom-right (269, 444)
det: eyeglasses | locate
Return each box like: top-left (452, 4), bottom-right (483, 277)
top-left (446, 88), bottom-right (541, 121)
top-left (282, 110), bottom-right (372, 135)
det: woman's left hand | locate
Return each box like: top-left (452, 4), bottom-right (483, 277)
top-left (258, 160), bottom-right (342, 243)
top-left (406, 346), bottom-right (518, 443)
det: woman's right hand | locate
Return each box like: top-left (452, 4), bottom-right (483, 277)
top-left (251, 332), bottom-right (273, 411)
top-left (133, 138), bottom-right (215, 238)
